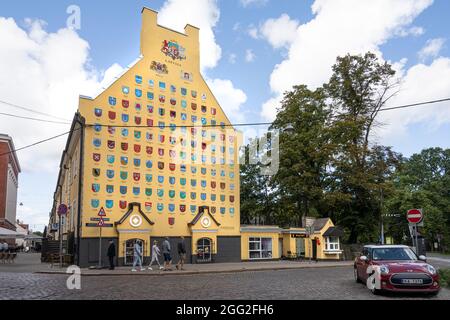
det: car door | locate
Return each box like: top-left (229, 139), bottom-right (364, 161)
top-left (360, 248), bottom-right (372, 282)
top-left (356, 248), bottom-right (369, 281)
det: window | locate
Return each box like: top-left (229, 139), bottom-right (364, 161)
top-left (325, 237), bottom-right (340, 251)
top-left (249, 237), bottom-right (272, 260)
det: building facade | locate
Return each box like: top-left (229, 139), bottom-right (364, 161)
top-left (49, 8), bottom-right (343, 267)
top-left (0, 134), bottom-right (21, 246)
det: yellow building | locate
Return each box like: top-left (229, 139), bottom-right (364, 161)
top-left (48, 8), bottom-right (344, 267)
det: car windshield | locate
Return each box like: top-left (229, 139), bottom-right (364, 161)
top-left (372, 247), bottom-right (417, 261)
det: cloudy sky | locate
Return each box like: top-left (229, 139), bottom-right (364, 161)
top-left (1, 0), bottom-right (450, 231)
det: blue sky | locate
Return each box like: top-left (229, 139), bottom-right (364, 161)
top-left (1, 0), bottom-right (450, 231)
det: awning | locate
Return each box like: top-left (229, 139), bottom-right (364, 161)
top-left (0, 227), bottom-right (25, 239)
top-left (323, 227), bottom-right (345, 237)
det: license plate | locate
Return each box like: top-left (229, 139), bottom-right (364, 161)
top-left (402, 279), bottom-right (423, 284)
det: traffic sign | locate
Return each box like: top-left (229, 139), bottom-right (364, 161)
top-left (407, 209), bottom-right (423, 224)
top-left (57, 204), bottom-right (68, 216)
top-left (98, 207), bottom-right (106, 217)
top-left (98, 218), bottom-right (105, 227)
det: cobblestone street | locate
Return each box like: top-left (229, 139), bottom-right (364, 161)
top-left (1, 267), bottom-right (449, 300)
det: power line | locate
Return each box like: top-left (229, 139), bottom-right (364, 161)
top-left (1, 97), bottom-right (450, 156)
top-left (378, 98), bottom-right (450, 112)
top-left (0, 99), bottom-right (71, 121)
top-left (0, 112), bottom-right (71, 125)
top-left (0, 130), bottom-right (78, 157)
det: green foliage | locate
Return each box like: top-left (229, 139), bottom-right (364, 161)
top-left (240, 51), bottom-right (450, 248)
top-left (439, 269), bottom-right (450, 288)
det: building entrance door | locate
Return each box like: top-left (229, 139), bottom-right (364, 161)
top-left (296, 238), bottom-right (305, 257)
top-left (197, 238), bottom-right (212, 263)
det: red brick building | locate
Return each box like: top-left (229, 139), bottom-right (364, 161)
top-left (0, 134), bottom-right (21, 237)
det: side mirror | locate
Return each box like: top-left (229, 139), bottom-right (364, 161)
top-left (360, 255), bottom-right (368, 262)
top-left (418, 255), bottom-right (427, 262)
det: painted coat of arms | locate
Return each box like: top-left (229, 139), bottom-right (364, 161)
top-left (150, 61), bottom-right (168, 74)
top-left (161, 40), bottom-right (186, 61)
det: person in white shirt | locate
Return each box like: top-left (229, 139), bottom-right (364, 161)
top-left (148, 240), bottom-right (163, 270)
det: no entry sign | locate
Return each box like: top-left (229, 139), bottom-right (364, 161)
top-left (407, 209), bottom-right (423, 224)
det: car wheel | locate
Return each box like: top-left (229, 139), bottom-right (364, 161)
top-left (371, 287), bottom-right (381, 295)
top-left (354, 267), bottom-right (362, 283)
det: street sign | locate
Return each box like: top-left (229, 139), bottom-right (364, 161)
top-left (57, 204), bottom-right (68, 216)
top-left (98, 218), bottom-right (105, 227)
top-left (407, 209), bottom-right (423, 224)
top-left (98, 207), bottom-right (106, 217)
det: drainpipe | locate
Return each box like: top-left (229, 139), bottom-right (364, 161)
top-left (76, 115), bottom-right (85, 267)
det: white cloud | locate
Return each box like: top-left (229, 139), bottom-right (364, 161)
top-left (158, 0), bottom-right (222, 70)
top-left (418, 38), bottom-right (446, 61)
top-left (206, 78), bottom-right (248, 123)
top-left (0, 17), bottom-right (123, 172)
top-left (245, 49), bottom-right (256, 62)
top-left (240, 0), bottom-right (269, 8)
top-left (260, 0), bottom-right (434, 120)
top-left (260, 14), bottom-right (300, 49)
top-left (248, 25), bottom-right (259, 39)
top-left (376, 57), bottom-right (450, 142)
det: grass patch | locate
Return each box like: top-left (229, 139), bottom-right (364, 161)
top-left (439, 269), bottom-right (450, 288)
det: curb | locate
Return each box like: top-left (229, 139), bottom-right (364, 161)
top-left (34, 262), bottom-right (354, 277)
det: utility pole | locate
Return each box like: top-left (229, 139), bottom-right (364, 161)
top-left (380, 188), bottom-right (385, 245)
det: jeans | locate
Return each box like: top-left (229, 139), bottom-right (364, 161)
top-left (133, 255), bottom-right (142, 268)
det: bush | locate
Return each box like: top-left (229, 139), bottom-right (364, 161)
top-left (439, 269), bottom-right (450, 288)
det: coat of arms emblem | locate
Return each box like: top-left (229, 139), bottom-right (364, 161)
top-left (161, 40), bottom-right (186, 61)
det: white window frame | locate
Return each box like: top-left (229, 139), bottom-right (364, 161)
top-left (248, 237), bottom-right (273, 260)
top-left (325, 236), bottom-right (340, 251)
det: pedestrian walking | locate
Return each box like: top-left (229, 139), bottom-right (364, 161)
top-left (132, 240), bottom-right (145, 272)
top-left (107, 240), bottom-right (116, 270)
top-left (148, 240), bottom-right (163, 270)
top-left (162, 237), bottom-right (172, 271)
top-left (176, 236), bottom-right (186, 270)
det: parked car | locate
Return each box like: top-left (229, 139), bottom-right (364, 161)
top-left (354, 245), bottom-right (440, 295)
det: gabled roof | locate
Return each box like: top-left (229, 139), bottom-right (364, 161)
top-left (188, 206), bottom-right (221, 227)
top-left (312, 218), bottom-right (330, 232)
top-left (115, 202), bottom-right (154, 226)
top-left (323, 226), bottom-right (345, 237)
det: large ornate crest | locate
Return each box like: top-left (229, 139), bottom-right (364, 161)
top-left (150, 61), bottom-right (168, 74)
top-left (161, 40), bottom-right (186, 61)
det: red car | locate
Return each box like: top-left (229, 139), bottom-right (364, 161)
top-left (354, 245), bottom-right (440, 295)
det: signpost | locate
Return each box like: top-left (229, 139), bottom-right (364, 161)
top-left (97, 207), bottom-right (106, 269)
top-left (306, 226), bottom-right (314, 264)
top-left (407, 209), bottom-right (424, 255)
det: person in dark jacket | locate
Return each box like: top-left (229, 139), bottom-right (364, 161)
top-left (176, 236), bottom-right (186, 270)
top-left (107, 240), bottom-right (116, 270)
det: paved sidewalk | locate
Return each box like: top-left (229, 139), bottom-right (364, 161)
top-left (37, 260), bottom-right (353, 277)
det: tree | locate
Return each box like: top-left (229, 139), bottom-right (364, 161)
top-left (325, 52), bottom-right (400, 243)
top-left (271, 85), bottom-right (333, 226)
